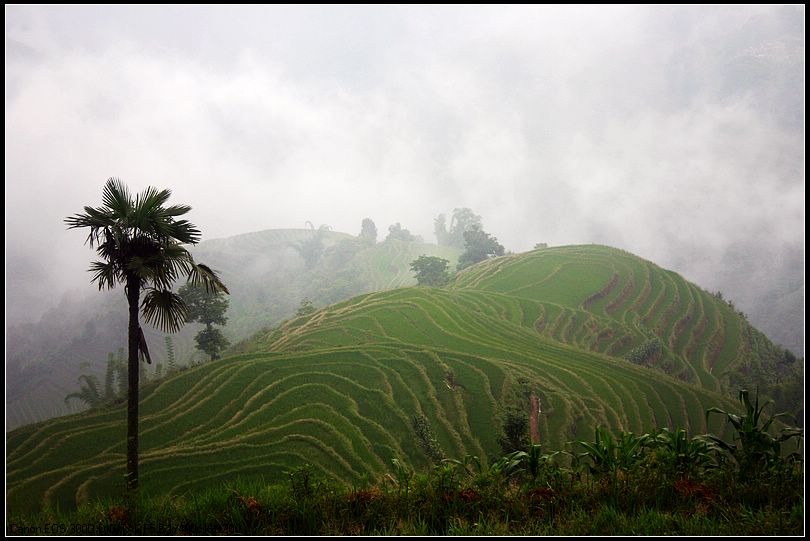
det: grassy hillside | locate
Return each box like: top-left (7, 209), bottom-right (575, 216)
top-left (7, 245), bottom-right (797, 515)
top-left (6, 229), bottom-right (459, 430)
top-left (451, 246), bottom-right (801, 416)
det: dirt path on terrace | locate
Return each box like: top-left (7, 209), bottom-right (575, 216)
top-left (529, 392), bottom-right (540, 444)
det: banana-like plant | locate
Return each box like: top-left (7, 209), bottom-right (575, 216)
top-left (64, 374), bottom-right (103, 408)
top-left (440, 455), bottom-right (482, 480)
top-left (573, 427), bottom-right (652, 476)
top-left (386, 458), bottom-right (414, 498)
top-left (488, 450), bottom-right (527, 480)
top-left (706, 389), bottom-right (803, 479)
top-left (651, 427), bottom-right (719, 475)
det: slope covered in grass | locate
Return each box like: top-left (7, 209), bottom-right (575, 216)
top-left (6, 229), bottom-right (459, 430)
top-left (8, 245), bottom-right (796, 515)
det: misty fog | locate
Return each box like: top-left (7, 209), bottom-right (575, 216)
top-left (5, 6), bottom-right (804, 352)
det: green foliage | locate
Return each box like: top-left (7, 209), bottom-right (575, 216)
top-left (70, 350), bottom-right (126, 409)
top-left (139, 359), bottom-right (148, 386)
top-left (193, 327), bottom-right (230, 362)
top-left (359, 218), bottom-right (377, 244)
top-left (436, 208), bottom-right (483, 249)
top-left (386, 458), bottom-right (414, 498)
top-left (104, 351), bottom-right (123, 401)
top-left (412, 414), bottom-right (444, 464)
top-left (113, 348), bottom-right (126, 396)
top-left (626, 338), bottom-right (663, 365)
top-left (292, 223), bottom-right (331, 268)
top-left (287, 464), bottom-right (322, 500)
top-left (434, 214), bottom-right (448, 246)
top-left (706, 388), bottom-right (803, 481)
top-left (64, 374), bottom-right (103, 408)
top-left (648, 427), bottom-right (719, 477)
top-left (179, 283), bottom-right (229, 327)
top-left (456, 226), bottom-right (505, 270)
top-left (385, 223), bottom-right (419, 242)
top-left (497, 407), bottom-right (530, 454)
top-left (487, 450), bottom-right (529, 480)
top-left (409, 255), bottom-right (451, 287)
top-left (179, 283), bottom-right (230, 361)
top-left (573, 427), bottom-right (651, 476)
top-left (164, 336), bottom-right (177, 373)
top-left (8, 435), bottom-right (803, 535)
top-left (296, 298), bottom-right (317, 317)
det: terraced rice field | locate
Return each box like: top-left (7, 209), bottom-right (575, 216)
top-left (6, 229), bottom-right (461, 432)
top-left (8, 245), bottom-right (773, 515)
top-left (452, 245), bottom-right (758, 391)
top-left (362, 239), bottom-right (460, 291)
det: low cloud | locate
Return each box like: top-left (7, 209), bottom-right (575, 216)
top-left (5, 6), bottom-right (804, 333)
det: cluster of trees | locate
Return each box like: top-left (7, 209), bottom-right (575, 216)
top-left (179, 283), bottom-right (230, 361)
top-left (434, 208), bottom-right (482, 249)
top-left (410, 256), bottom-right (451, 287)
top-left (456, 226), bottom-right (505, 271)
top-left (411, 208), bottom-right (506, 286)
top-left (385, 222), bottom-right (421, 242)
top-left (296, 298), bottom-right (316, 316)
top-left (436, 207), bottom-right (505, 271)
top-left (292, 222), bottom-right (331, 269)
top-left (358, 218), bottom-right (377, 244)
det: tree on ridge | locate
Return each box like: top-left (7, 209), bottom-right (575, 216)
top-left (65, 177), bottom-right (228, 496)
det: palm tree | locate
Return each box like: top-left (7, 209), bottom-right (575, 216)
top-left (65, 177), bottom-right (228, 495)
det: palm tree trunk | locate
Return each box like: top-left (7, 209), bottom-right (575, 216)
top-left (126, 275), bottom-right (141, 494)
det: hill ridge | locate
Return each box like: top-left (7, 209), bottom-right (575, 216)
top-left (6, 243), bottom-right (800, 514)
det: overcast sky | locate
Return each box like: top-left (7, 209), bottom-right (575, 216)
top-left (5, 5), bottom-right (805, 325)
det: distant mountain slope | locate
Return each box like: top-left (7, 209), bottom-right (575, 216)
top-left (190, 228), bottom-right (460, 337)
top-left (9, 244), bottom-right (799, 514)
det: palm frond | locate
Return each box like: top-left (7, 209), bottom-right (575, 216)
top-left (161, 242), bottom-right (192, 260)
top-left (65, 207), bottom-right (116, 247)
top-left (160, 204), bottom-right (193, 218)
top-left (184, 261), bottom-right (229, 294)
top-left (165, 219), bottom-right (201, 245)
top-left (133, 186), bottom-right (172, 233)
top-left (89, 260), bottom-right (119, 291)
top-left (133, 242), bottom-right (188, 290)
top-left (67, 179), bottom-right (228, 338)
top-left (141, 288), bottom-right (187, 333)
top-left (101, 177), bottom-right (133, 218)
